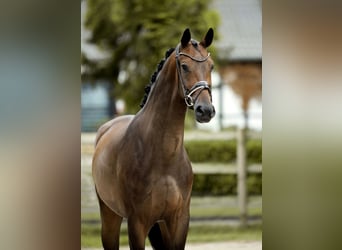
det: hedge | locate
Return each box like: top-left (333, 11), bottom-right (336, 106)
top-left (192, 173), bottom-right (262, 196)
top-left (185, 139), bottom-right (262, 196)
top-left (185, 139), bottom-right (262, 163)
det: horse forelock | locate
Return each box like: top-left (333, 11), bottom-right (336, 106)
top-left (189, 39), bottom-right (209, 58)
top-left (140, 47), bottom-right (175, 108)
top-left (190, 39), bottom-right (200, 50)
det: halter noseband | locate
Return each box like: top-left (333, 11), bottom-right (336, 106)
top-left (175, 44), bottom-right (212, 109)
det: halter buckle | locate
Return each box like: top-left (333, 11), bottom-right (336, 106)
top-left (185, 95), bottom-right (194, 107)
top-left (184, 82), bottom-right (211, 108)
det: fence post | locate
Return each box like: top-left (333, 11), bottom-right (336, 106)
top-left (218, 81), bottom-right (224, 130)
top-left (237, 127), bottom-right (247, 227)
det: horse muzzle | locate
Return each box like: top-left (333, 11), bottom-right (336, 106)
top-left (194, 103), bottom-right (215, 123)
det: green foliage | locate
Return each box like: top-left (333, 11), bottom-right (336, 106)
top-left (83, 0), bottom-right (220, 113)
top-left (185, 140), bottom-right (236, 163)
top-left (192, 174), bottom-right (236, 196)
top-left (246, 139), bottom-right (262, 163)
top-left (192, 173), bottom-right (262, 196)
top-left (185, 139), bottom-right (262, 163)
top-left (185, 139), bottom-right (262, 196)
top-left (246, 173), bottom-right (262, 195)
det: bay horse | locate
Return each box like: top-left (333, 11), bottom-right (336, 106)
top-left (92, 28), bottom-right (215, 250)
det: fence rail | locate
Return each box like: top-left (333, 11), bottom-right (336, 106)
top-left (192, 163), bottom-right (262, 174)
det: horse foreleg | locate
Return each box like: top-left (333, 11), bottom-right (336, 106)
top-left (97, 196), bottom-right (123, 250)
top-left (164, 211), bottom-right (190, 250)
top-left (127, 216), bottom-right (149, 250)
top-left (174, 217), bottom-right (190, 250)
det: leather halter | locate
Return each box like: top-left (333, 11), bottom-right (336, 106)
top-left (175, 44), bottom-right (212, 109)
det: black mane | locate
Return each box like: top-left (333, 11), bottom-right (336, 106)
top-left (140, 48), bottom-right (175, 108)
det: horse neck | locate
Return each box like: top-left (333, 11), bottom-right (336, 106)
top-left (139, 56), bottom-right (187, 140)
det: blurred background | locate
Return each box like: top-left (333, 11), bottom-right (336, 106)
top-left (81, 0), bottom-right (262, 248)
top-left (2, 0), bottom-right (342, 250)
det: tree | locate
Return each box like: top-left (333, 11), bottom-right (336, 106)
top-left (81, 0), bottom-right (219, 113)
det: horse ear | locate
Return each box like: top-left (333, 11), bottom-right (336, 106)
top-left (200, 28), bottom-right (214, 48)
top-left (181, 28), bottom-right (191, 47)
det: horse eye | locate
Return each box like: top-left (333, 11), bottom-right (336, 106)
top-left (210, 64), bottom-right (214, 71)
top-left (181, 63), bottom-right (189, 72)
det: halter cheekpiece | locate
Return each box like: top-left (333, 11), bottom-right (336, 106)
top-left (175, 44), bottom-right (212, 109)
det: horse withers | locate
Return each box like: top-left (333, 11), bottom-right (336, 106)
top-left (92, 28), bottom-right (215, 250)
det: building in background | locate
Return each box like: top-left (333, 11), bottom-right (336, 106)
top-left (81, 1), bottom-right (113, 131)
top-left (198, 0), bottom-right (262, 131)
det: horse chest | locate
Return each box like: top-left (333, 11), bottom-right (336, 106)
top-left (117, 129), bottom-right (192, 213)
top-left (151, 175), bottom-right (188, 216)
top-left (120, 133), bottom-right (183, 169)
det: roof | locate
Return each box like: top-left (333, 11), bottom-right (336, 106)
top-left (212, 0), bottom-right (262, 61)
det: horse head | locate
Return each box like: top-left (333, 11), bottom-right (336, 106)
top-left (176, 28), bottom-right (216, 123)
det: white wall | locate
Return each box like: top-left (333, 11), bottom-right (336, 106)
top-left (196, 71), bottom-right (262, 131)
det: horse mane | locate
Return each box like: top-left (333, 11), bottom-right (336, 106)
top-left (140, 47), bottom-right (175, 108)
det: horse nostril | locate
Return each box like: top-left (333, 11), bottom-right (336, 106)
top-left (195, 105), bottom-right (204, 115)
top-left (196, 105), bottom-right (214, 117)
top-left (195, 104), bottom-right (214, 122)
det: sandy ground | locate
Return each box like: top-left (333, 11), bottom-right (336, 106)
top-left (82, 241), bottom-right (262, 250)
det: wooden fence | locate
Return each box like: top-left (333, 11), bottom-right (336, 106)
top-left (81, 129), bottom-right (262, 227)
